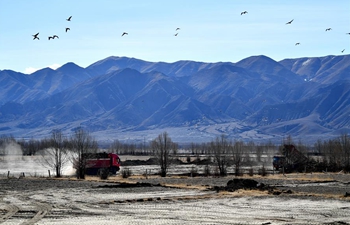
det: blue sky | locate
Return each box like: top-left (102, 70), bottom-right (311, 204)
top-left (1, 0), bottom-right (349, 74)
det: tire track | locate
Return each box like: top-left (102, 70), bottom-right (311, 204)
top-left (0, 204), bottom-right (19, 223)
top-left (19, 202), bottom-right (52, 225)
top-left (1, 196), bottom-right (51, 225)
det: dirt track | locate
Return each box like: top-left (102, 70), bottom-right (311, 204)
top-left (0, 173), bottom-right (350, 224)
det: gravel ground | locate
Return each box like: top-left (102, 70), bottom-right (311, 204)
top-left (0, 173), bottom-right (350, 224)
top-left (126, 172), bottom-right (350, 197)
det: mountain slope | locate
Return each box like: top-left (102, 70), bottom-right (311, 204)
top-left (279, 55), bottom-right (350, 83)
top-left (0, 54), bottom-right (349, 143)
top-left (86, 56), bottom-right (233, 78)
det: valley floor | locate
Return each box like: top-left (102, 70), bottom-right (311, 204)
top-left (0, 173), bottom-right (349, 224)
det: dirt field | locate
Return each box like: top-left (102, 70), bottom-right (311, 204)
top-left (0, 173), bottom-right (349, 225)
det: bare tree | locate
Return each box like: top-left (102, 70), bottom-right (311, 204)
top-left (151, 132), bottom-right (177, 177)
top-left (39, 129), bottom-right (69, 177)
top-left (210, 135), bottom-right (231, 176)
top-left (109, 140), bottom-right (123, 154)
top-left (232, 140), bottom-right (244, 176)
top-left (70, 128), bottom-right (98, 179)
top-left (256, 145), bottom-right (264, 163)
top-left (339, 133), bottom-right (350, 170)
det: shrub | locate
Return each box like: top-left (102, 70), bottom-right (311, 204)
top-left (258, 165), bottom-right (267, 176)
top-left (248, 167), bottom-right (254, 177)
top-left (204, 164), bottom-right (211, 176)
top-left (190, 166), bottom-right (198, 177)
top-left (122, 168), bottom-right (132, 178)
top-left (235, 167), bottom-right (242, 177)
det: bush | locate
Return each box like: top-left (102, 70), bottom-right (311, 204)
top-left (121, 168), bottom-right (132, 178)
top-left (235, 167), bottom-right (242, 177)
top-left (214, 166), bottom-right (227, 177)
top-left (204, 164), bottom-right (211, 176)
top-left (190, 166), bottom-right (198, 177)
top-left (248, 167), bottom-right (254, 177)
top-left (258, 165), bottom-right (267, 176)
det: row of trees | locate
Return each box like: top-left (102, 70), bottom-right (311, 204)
top-left (146, 133), bottom-right (350, 177)
top-left (1, 130), bottom-right (350, 178)
top-left (314, 134), bottom-right (350, 171)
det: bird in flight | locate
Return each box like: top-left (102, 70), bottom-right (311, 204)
top-left (66, 16), bottom-right (72, 21)
top-left (32, 33), bottom-right (39, 40)
top-left (241, 11), bottom-right (248, 15)
top-left (53, 35), bottom-right (59, 39)
top-left (342, 49), bottom-right (345, 53)
top-left (48, 36), bottom-right (53, 40)
top-left (286, 19), bottom-right (294, 25)
top-left (176, 28), bottom-right (180, 31)
top-left (174, 33), bottom-right (178, 36)
top-left (325, 28), bottom-right (332, 31)
top-left (121, 32), bottom-right (128, 36)
top-left (347, 33), bottom-right (350, 35)
top-left (65, 28), bottom-right (70, 32)
top-left (295, 42), bottom-right (300, 45)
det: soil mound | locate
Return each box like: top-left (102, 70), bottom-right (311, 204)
top-left (122, 158), bottom-right (158, 166)
top-left (212, 178), bottom-right (271, 192)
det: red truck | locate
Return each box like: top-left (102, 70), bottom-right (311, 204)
top-left (83, 152), bottom-right (121, 175)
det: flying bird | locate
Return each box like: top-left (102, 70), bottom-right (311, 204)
top-left (65, 27), bottom-right (70, 32)
top-left (121, 32), bottom-right (128, 36)
top-left (66, 16), bottom-right (72, 21)
top-left (241, 11), bottom-right (248, 15)
top-left (342, 49), bottom-right (345, 53)
top-left (295, 42), bottom-right (300, 45)
top-left (176, 28), bottom-right (180, 31)
top-left (325, 28), bottom-right (332, 31)
top-left (286, 19), bottom-right (294, 25)
top-left (48, 36), bottom-right (53, 40)
top-left (174, 33), bottom-right (178, 36)
top-left (347, 33), bottom-right (350, 35)
top-left (53, 35), bottom-right (59, 39)
top-left (32, 32), bottom-right (39, 40)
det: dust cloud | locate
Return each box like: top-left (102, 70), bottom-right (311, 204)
top-left (0, 141), bottom-right (75, 177)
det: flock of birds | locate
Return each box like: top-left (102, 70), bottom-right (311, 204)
top-left (32, 16), bottom-right (72, 41)
top-left (32, 11), bottom-right (349, 53)
top-left (240, 11), bottom-right (349, 53)
top-left (32, 15), bottom-right (180, 41)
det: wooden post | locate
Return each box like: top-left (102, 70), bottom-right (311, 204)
top-left (48, 170), bottom-right (51, 178)
top-left (7, 171), bottom-right (10, 178)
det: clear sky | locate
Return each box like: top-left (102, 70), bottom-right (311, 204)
top-left (1, 0), bottom-right (349, 74)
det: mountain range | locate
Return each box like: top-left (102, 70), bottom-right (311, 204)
top-left (1, 54), bottom-right (349, 144)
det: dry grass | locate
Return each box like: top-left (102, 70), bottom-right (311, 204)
top-left (50, 173), bottom-right (350, 201)
top-left (218, 189), bottom-right (271, 197)
top-left (159, 182), bottom-right (209, 191)
top-left (252, 172), bottom-right (338, 182)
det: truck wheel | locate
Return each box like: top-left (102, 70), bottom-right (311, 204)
top-left (99, 168), bottom-right (109, 180)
